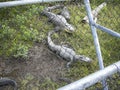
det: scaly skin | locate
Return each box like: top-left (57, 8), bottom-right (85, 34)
top-left (0, 78), bottom-right (17, 90)
top-left (44, 5), bottom-right (70, 20)
top-left (42, 7), bottom-right (75, 33)
top-left (48, 30), bottom-right (92, 68)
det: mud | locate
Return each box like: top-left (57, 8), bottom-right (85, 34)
top-left (0, 43), bottom-right (67, 89)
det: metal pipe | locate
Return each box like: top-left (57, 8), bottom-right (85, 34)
top-left (58, 61), bottom-right (120, 90)
top-left (82, 2), bottom-right (106, 23)
top-left (83, 0), bottom-right (108, 89)
top-left (0, 0), bottom-right (66, 8)
top-left (93, 23), bottom-right (120, 38)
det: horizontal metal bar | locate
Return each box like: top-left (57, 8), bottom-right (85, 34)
top-left (93, 23), bottom-right (120, 38)
top-left (0, 0), bottom-right (66, 8)
top-left (57, 61), bottom-right (120, 90)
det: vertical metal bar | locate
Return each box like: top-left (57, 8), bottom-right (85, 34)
top-left (84, 0), bottom-right (108, 90)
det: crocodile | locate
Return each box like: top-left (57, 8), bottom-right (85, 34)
top-left (42, 7), bottom-right (75, 33)
top-left (47, 30), bottom-right (92, 68)
top-left (82, 2), bottom-right (106, 23)
top-left (44, 5), bottom-right (70, 20)
top-left (0, 78), bottom-right (17, 90)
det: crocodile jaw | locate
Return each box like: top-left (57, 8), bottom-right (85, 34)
top-left (65, 15), bottom-right (70, 20)
top-left (61, 7), bottom-right (70, 20)
top-left (65, 23), bottom-right (75, 33)
top-left (75, 55), bottom-right (92, 62)
top-left (82, 56), bottom-right (92, 62)
top-left (62, 13), bottom-right (70, 20)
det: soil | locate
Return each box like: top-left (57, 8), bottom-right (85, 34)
top-left (0, 42), bottom-right (67, 90)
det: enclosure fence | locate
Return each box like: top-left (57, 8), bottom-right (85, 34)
top-left (0, 0), bottom-right (120, 90)
top-left (58, 61), bottom-right (120, 90)
top-left (58, 0), bottom-right (120, 90)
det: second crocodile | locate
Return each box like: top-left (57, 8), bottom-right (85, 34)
top-left (47, 30), bottom-right (92, 68)
top-left (42, 7), bottom-right (75, 33)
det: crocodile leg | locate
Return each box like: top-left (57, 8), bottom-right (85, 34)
top-left (66, 57), bottom-right (74, 68)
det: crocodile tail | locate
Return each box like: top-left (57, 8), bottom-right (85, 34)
top-left (48, 30), bottom-right (55, 47)
top-left (42, 9), bottom-right (54, 18)
top-left (0, 78), bottom-right (17, 90)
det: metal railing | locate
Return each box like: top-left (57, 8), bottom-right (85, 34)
top-left (0, 0), bottom-right (66, 8)
top-left (58, 61), bottom-right (120, 90)
top-left (84, 0), bottom-right (119, 89)
top-left (58, 0), bottom-right (120, 90)
top-left (0, 0), bottom-right (120, 90)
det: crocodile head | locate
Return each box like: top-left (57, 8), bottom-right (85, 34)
top-left (75, 55), bottom-right (92, 62)
top-left (61, 7), bottom-right (70, 20)
top-left (65, 23), bottom-right (75, 33)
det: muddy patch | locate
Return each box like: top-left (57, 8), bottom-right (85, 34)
top-left (0, 43), bottom-right (67, 89)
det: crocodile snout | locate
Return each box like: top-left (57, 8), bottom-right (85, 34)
top-left (65, 23), bottom-right (75, 33)
top-left (76, 55), bottom-right (92, 62)
top-left (82, 56), bottom-right (92, 62)
top-left (65, 15), bottom-right (70, 20)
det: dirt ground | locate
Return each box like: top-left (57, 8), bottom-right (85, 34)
top-left (0, 42), bottom-right (67, 89)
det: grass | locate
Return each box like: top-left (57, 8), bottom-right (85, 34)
top-left (0, 1), bottom-right (120, 90)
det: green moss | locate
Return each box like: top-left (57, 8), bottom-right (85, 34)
top-left (0, 4), bottom-right (46, 58)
